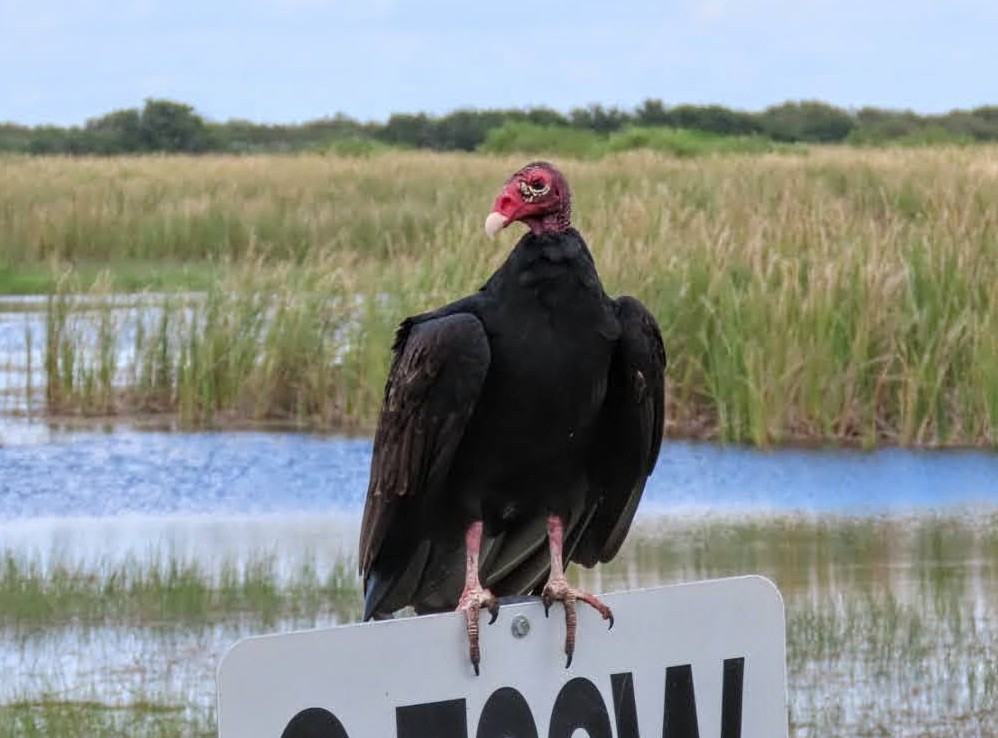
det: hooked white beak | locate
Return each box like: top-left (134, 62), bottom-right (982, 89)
top-left (484, 212), bottom-right (509, 239)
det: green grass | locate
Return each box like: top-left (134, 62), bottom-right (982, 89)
top-left (479, 122), bottom-right (802, 158)
top-left (480, 122), bottom-right (608, 158)
top-left (606, 126), bottom-right (799, 157)
top-left (1, 148), bottom-right (996, 445)
top-left (0, 262), bottom-right (220, 295)
top-left (590, 513), bottom-right (998, 738)
top-left (39, 263), bottom-right (389, 428)
top-left (0, 552), bottom-right (361, 629)
top-left (0, 698), bottom-right (213, 738)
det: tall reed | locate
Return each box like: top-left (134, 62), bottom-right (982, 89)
top-left (3, 147), bottom-right (993, 445)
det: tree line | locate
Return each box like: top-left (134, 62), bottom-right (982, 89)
top-left (2, 98), bottom-right (997, 155)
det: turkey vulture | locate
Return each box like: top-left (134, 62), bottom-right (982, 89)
top-left (359, 161), bottom-right (665, 674)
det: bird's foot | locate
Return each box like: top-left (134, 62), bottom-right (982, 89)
top-left (456, 585), bottom-right (499, 676)
top-left (542, 576), bottom-right (614, 668)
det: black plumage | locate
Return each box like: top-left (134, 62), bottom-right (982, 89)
top-left (358, 162), bottom-right (665, 671)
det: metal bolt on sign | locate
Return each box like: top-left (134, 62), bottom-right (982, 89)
top-left (510, 615), bottom-right (530, 638)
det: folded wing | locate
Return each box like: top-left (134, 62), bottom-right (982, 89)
top-left (575, 296), bottom-right (666, 567)
top-left (358, 312), bottom-right (491, 618)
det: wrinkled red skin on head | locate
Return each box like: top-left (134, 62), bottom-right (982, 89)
top-left (490, 161), bottom-right (572, 235)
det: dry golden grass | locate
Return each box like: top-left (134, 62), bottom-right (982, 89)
top-left (2, 147), bottom-right (995, 445)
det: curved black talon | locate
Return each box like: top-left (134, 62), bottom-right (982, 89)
top-left (565, 652), bottom-right (573, 669)
top-left (473, 662), bottom-right (480, 677)
top-left (607, 613), bottom-right (615, 630)
top-left (487, 608), bottom-right (499, 625)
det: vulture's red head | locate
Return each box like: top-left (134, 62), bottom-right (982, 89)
top-left (484, 161), bottom-right (572, 238)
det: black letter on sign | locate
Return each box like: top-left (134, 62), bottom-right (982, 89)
top-left (281, 707), bottom-right (350, 738)
top-left (548, 677), bottom-right (613, 738)
top-left (397, 699), bottom-right (468, 738)
top-left (663, 665), bottom-right (699, 738)
top-left (721, 657), bottom-right (745, 738)
top-left (477, 687), bottom-right (539, 738)
top-left (611, 672), bottom-right (640, 738)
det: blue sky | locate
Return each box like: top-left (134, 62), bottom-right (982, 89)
top-left (1, 0), bottom-right (996, 126)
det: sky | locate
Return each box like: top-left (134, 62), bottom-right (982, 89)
top-left (1, 0), bottom-right (996, 126)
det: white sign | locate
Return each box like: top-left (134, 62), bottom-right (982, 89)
top-left (217, 575), bottom-right (787, 738)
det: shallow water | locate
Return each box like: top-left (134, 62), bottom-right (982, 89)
top-left (2, 423), bottom-right (997, 736)
top-left (0, 296), bottom-right (159, 415)
top-left (0, 311), bottom-right (42, 414)
top-left (0, 293), bottom-right (352, 419)
top-left (2, 424), bottom-right (995, 520)
top-left (3, 513), bottom-right (996, 737)
top-left (2, 422), bottom-right (996, 571)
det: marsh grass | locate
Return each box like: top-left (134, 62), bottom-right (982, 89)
top-left (0, 261), bottom-right (220, 295)
top-left (2, 148), bottom-right (996, 444)
top-left (585, 513), bottom-right (998, 737)
top-left (0, 551), bottom-right (361, 629)
top-left (40, 260), bottom-right (387, 428)
top-left (0, 698), bottom-right (213, 738)
top-left (4, 513), bottom-right (996, 736)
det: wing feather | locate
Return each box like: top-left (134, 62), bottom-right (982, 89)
top-left (358, 312), bottom-right (490, 602)
top-left (574, 296), bottom-right (666, 567)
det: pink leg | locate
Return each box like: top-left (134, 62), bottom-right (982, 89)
top-left (455, 521), bottom-right (499, 676)
top-left (541, 514), bottom-right (614, 668)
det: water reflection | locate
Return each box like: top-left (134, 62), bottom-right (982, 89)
top-left (1, 387), bottom-right (996, 736)
top-left (2, 431), bottom-right (996, 522)
top-left (0, 295), bottom-right (158, 415)
top-left (3, 512), bottom-right (996, 736)
top-left (6, 618), bottom-right (341, 714)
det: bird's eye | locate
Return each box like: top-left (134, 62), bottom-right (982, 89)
top-left (530, 178), bottom-right (546, 191)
